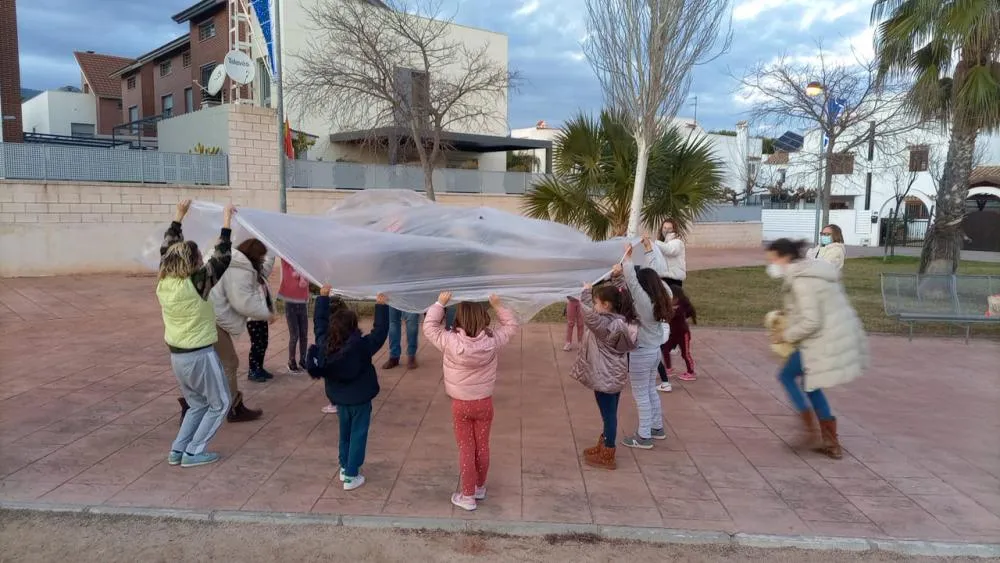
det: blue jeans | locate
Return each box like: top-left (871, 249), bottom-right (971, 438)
top-left (779, 350), bottom-right (833, 421)
top-left (338, 402), bottom-right (372, 477)
top-left (594, 391), bottom-right (620, 447)
top-left (388, 307), bottom-right (421, 358)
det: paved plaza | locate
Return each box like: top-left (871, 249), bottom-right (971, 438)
top-left (0, 273), bottom-right (998, 545)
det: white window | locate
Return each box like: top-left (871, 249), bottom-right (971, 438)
top-left (128, 106), bottom-right (139, 134)
top-left (182, 51), bottom-right (191, 68)
top-left (162, 94), bottom-right (174, 118)
top-left (199, 21), bottom-right (216, 41)
top-left (126, 76), bottom-right (136, 90)
top-left (160, 60), bottom-right (172, 77)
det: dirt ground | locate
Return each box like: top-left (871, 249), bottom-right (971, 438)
top-left (0, 510), bottom-right (984, 563)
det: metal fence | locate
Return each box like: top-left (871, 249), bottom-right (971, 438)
top-left (0, 142), bottom-right (228, 185)
top-left (288, 160), bottom-right (547, 195)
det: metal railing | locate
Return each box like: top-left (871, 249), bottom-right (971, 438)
top-left (288, 160), bottom-right (548, 195)
top-left (0, 142), bottom-right (228, 185)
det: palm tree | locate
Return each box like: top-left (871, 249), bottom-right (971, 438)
top-left (521, 111), bottom-right (724, 240)
top-left (871, 0), bottom-right (1000, 273)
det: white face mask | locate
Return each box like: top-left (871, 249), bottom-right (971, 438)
top-left (766, 263), bottom-right (785, 279)
top-left (665, 232), bottom-right (677, 240)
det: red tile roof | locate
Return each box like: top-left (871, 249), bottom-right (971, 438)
top-left (765, 151), bottom-right (789, 165)
top-left (73, 51), bottom-right (135, 99)
top-left (970, 166), bottom-right (1000, 186)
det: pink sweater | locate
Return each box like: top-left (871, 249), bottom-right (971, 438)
top-left (422, 302), bottom-right (518, 401)
top-left (278, 260), bottom-right (310, 303)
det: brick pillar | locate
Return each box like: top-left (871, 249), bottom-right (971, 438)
top-left (227, 104), bottom-right (280, 210)
top-left (0, 0), bottom-right (24, 143)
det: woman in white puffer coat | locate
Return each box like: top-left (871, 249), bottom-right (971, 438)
top-left (765, 238), bottom-right (868, 459)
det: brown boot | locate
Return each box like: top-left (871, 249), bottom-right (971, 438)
top-left (227, 391), bottom-right (263, 423)
top-left (583, 435), bottom-right (605, 457)
top-left (178, 397), bottom-right (189, 426)
top-left (382, 357), bottom-right (400, 370)
top-left (406, 356), bottom-right (418, 370)
top-left (792, 409), bottom-right (820, 450)
top-left (585, 444), bottom-right (617, 470)
top-left (815, 418), bottom-right (843, 459)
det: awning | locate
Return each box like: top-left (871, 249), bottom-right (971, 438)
top-left (329, 127), bottom-right (552, 153)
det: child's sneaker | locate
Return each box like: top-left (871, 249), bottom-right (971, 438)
top-left (656, 381), bottom-right (673, 393)
top-left (322, 404), bottom-right (338, 414)
top-left (650, 428), bottom-right (667, 440)
top-left (451, 493), bottom-right (477, 511)
top-left (339, 468), bottom-right (346, 482)
top-left (677, 372), bottom-right (697, 381)
top-left (343, 474), bottom-right (366, 491)
top-left (474, 486), bottom-right (487, 500)
top-left (181, 452), bottom-right (220, 468)
top-left (167, 450), bottom-right (183, 466)
top-left (562, 342), bottom-right (573, 351)
top-left (621, 435), bottom-right (654, 450)
top-left (287, 360), bottom-right (301, 373)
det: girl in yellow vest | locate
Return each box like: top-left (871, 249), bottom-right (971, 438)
top-left (156, 200), bottom-right (235, 468)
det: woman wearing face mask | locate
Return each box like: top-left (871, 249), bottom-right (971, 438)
top-left (765, 238), bottom-right (868, 459)
top-left (806, 224), bottom-right (846, 269)
top-left (654, 220), bottom-right (686, 286)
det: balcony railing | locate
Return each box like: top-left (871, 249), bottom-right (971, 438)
top-left (288, 160), bottom-right (548, 195)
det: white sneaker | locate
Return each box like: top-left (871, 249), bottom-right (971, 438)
top-left (656, 382), bottom-right (673, 393)
top-left (322, 404), bottom-right (338, 414)
top-left (474, 486), bottom-right (487, 500)
top-left (562, 342), bottom-right (573, 351)
top-left (339, 468), bottom-right (346, 482)
top-left (451, 493), bottom-right (477, 511)
top-left (343, 474), bottom-right (366, 491)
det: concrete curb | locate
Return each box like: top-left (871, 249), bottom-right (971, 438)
top-left (2, 501), bottom-right (999, 558)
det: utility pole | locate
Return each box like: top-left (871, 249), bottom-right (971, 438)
top-left (274, 0), bottom-right (287, 213)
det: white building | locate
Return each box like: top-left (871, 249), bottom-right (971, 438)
top-left (21, 89), bottom-right (97, 137)
top-left (759, 117), bottom-right (1000, 250)
top-left (511, 118), bottom-right (763, 196)
top-left (245, 0), bottom-right (545, 172)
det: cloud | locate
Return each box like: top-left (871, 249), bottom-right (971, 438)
top-left (513, 0), bottom-right (540, 17)
top-left (733, 0), bottom-right (870, 31)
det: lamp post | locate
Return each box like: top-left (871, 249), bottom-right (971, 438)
top-left (805, 81), bottom-right (843, 246)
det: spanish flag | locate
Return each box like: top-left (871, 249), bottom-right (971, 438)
top-left (283, 119), bottom-right (295, 159)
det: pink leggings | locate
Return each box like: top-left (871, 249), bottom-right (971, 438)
top-left (452, 397), bottom-right (494, 496)
top-left (565, 299), bottom-right (584, 344)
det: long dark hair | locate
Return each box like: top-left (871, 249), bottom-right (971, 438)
top-left (767, 238), bottom-right (808, 260)
top-left (325, 307), bottom-right (359, 357)
top-left (656, 219), bottom-right (676, 242)
top-left (592, 283), bottom-right (638, 324)
top-left (237, 238), bottom-right (268, 275)
top-left (667, 284), bottom-right (697, 324)
top-left (636, 267), bottom-right (673, 322)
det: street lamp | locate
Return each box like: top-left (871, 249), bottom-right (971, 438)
top-left (806, 82), bottom-right (827, 245)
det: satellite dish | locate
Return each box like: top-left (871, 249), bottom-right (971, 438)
top-left (207, 65), bottom-right (226, 96)
top-left (224, 50), bottom-right (256, 85)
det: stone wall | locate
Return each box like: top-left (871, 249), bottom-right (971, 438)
top-left (1, 104), bottom-right (761, 277)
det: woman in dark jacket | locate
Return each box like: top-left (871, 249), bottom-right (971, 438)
top-left (306, 286), bottom-right (389, 491)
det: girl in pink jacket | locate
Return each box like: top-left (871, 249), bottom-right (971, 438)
top-left (423, 292), bottom-right (518, 512)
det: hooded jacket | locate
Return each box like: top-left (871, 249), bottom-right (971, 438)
top-left (654, 237), bottom-right (687, 281)
top-left (306, 298), bottom-right (389, 406)
top-left (210, 250), bottom-right (275, 337)
top-left (807, 242), bottom-right (846, 270)
top-left (422, 302), bottom-right (518, 401)
top-left (780, 259), bottom-right (868, 391)
top-left (569, 285), bottom-right (639, 393)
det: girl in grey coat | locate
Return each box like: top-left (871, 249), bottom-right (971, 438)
top-left (569, 279), bottom-right (639, 470)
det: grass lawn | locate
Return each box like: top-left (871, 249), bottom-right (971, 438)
top-left (685, 256), bottom-right (1000, 338)
top-left (288, 256), bottom-right (999, 339)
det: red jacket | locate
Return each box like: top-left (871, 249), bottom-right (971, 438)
top-left (278, 260), bottom-right (310, 303)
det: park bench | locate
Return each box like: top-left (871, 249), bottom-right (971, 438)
top-left (881, 273), bottom-right (1000, 342)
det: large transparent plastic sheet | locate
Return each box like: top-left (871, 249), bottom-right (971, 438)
top-left (140, 190), bottom-right (635, 320)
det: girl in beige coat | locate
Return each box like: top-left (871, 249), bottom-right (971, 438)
top-left (569, 280), bottom-right (638, 470)
top-left (766, 239), bottom-right (869, 459)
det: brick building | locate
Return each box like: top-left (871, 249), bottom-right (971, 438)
top-left (0, 0), bottom-right (24, 142)
top-left (74, 51), bottom-right (134, 135)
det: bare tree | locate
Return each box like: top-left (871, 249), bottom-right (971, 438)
top-left (286, 0), bottom-right (517, 201)
top-left (736, 48), bottom-right (922, 231)
top-left (881, 152), bottom-right (920, 260)
top-left (583, 0), bottom-right (731, 236)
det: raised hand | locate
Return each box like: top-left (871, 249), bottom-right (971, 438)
top-left (376, 293), bottom-right (388, 305)
top-left (438, 291), bottom-right (452, 306)
top-left (175, 199), bottom-right (192, 221)
top-left (319, 284), bottom-right (332, 296)
top-left (489, 294), bottom-right (501, 309)
top-left (640, 235), bottom-right (653, 251)
top-left (223, 204), bottom-right (236, 229)
top-left (611, 263), bottom-right (623, 277)
top-left (623, 242), bottom-right (634, 259)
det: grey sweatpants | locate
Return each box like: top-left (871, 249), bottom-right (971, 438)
top-left (628, 346), bottom-right (663, 439)
top-left (171, 346), bottom-right (231, 455)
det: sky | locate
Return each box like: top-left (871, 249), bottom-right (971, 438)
top-left (15, 0), bottom-right (878, 134)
